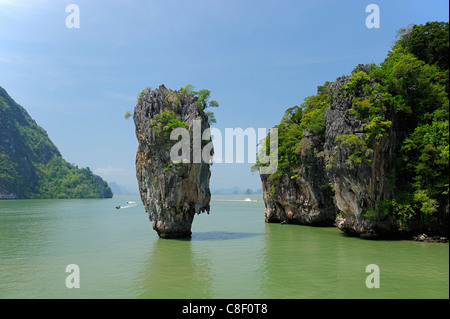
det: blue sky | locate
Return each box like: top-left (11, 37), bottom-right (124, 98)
top-left (0, 0), bottom-right (448, 193)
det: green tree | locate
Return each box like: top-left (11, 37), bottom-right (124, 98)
top-left (369, 22), bottom-right (449, 234)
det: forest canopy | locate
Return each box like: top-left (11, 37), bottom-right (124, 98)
top-left (0, 86), bottom-right (113, 199)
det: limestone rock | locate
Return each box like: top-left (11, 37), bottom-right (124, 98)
top-left (324, 65), bottom-right (398, 238)
top-left (261, 128), bottom-right (337, 226)
top-left (259, 65), bottom-right (399, 238)
top-left (133, 85), bottom-right (212, 239)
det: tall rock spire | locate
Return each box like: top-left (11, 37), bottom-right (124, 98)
top-left (133, 85), bottom-right (213, 239)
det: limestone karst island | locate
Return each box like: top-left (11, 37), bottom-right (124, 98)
top-left (132, 85), bottom-right (215, 238)
top-left (253, 22), bottom-right (449, 242)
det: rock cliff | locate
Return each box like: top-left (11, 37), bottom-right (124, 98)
top-left (133, 85), bottom-right (213, 239)
top-left (259, 66), bottom-right (399, 237)
top-left (259, 42), bottom-right (448, 240)
top-left (261, 128), bottom-right (337, 226)
top-left (0, 86), bottom-right (113, 199)
top-left (324, 65), bottom-right (398, 238)
top-left (259, 66), bottom-right (400, 237)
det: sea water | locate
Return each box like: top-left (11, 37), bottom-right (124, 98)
top-left (0, 195), bottom-right (448, 298)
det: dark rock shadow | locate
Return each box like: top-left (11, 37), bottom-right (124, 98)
top-left (190, 231), bottom-right (264, 241)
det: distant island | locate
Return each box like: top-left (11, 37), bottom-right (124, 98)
top-left (211, 187), bottom-right (263, 195)
top-left (108, 182), bottom-right (138, 196)
top-left (0, 86), bottom-right (112, 199)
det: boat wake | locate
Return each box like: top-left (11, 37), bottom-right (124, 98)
top-left (115, 201), bottom-right (138, 210)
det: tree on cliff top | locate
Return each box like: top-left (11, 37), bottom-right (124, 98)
top-left (125, 84), bottom-right (219, 123)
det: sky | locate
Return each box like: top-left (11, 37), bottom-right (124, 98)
top-left (0, 0), bottom-right (448, 194)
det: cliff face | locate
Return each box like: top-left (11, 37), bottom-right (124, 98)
top-left (259, 67), bottom-right (399, 236)
top-left (261, 128), bottom-right (337, 226)
top-left (324, 66), bottom-right (398, 238)
top-left (0, 86), bottom-right (112, 199)
top-left (260, 66), bottom-right (401, 237)
top-left (260, 53), bottom-right (448, 239)
top-left (133, 85), bottom-right (212, 239)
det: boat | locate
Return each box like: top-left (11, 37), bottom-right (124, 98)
top-left (244, 198), bottom-right (252, 202)
top-left (116, 205), bottom-right (121, 209)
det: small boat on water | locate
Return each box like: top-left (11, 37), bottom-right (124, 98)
top-left (244, 198), bottom-right (252, 202)
top-left (116, 200), bottom-right (138, 210)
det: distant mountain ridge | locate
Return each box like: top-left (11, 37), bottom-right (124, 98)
top-left (0, 86), bottom-right (112, 199)
top-left (211, 186), bottom-right (263, 194)
top-left (108, 182), bottom-right (138, 196)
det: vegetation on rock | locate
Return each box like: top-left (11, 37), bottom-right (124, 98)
top-left (255, 21), bottom-right (449, 237)
top-left (133, 84), bottom-right (214, 238)
top-left (0, 86), bottom-right (113, 199)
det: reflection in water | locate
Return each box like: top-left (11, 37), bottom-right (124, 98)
top-left (260, 222), bottom-right (450, 298)
top-left (136, 238), bottom-right (213, 298)
top-left (260, 223), bottom-right (335, 298)
top-left (135, 231), bottom-right (266, 298)
top-left (191, 231), bottom-right (263, 241)
top-left (259, 223), bottom-right (383, 298)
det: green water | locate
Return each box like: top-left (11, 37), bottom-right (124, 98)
top-left (0, 195), bottom-right (448, 299)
